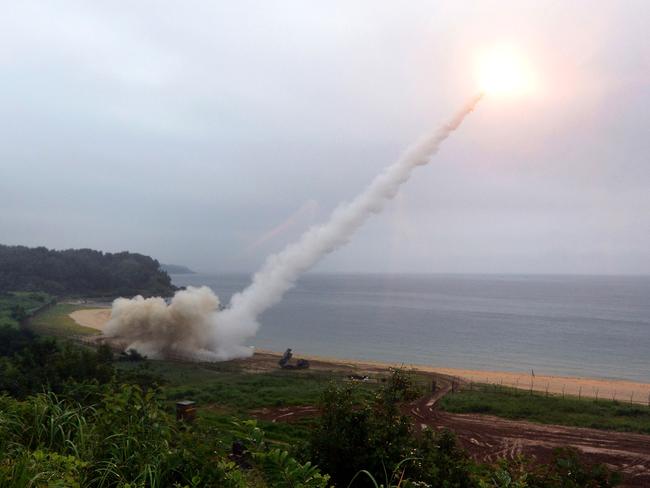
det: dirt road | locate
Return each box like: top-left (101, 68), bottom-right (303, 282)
top-left (254, 379), bottom-right (650, 487)
top-left (408, 391), bottom-right (650, 487)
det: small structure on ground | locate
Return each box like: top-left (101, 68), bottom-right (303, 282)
top-left (348, 374), bottom-right (370, 382)
top-left (176, 400), bottom-right (197, 422)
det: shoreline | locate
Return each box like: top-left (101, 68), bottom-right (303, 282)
top-left (69, 308), bottom-right (650, 404)
top-left (255, 349), bottom-right (650, 404)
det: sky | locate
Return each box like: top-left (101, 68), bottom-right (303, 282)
top-left (1, 1), bottom-right (649, 275)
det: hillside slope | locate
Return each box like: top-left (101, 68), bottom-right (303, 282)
top-left (0, 244), bottom-right (176, 297)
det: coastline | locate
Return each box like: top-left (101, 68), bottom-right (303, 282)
top-left (70, 308), bottom-right (650, 404)
top-left (253, 350), bottom-right (650, 405)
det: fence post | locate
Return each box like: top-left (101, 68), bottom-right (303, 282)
top-left (578, 386), bottom-right (581, 401)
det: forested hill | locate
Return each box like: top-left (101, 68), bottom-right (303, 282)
top-left (160, 263), bottom-right (196, 274)
top-left (0, 244), bottom-right (177, 297)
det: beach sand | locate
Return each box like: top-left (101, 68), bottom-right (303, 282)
top-left (69, 308), bottom-right (111, 332)
top-left (69, 308), bottom-right (650, 404)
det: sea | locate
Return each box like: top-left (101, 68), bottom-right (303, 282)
top-left (170, 273), bottom-right (650, 383)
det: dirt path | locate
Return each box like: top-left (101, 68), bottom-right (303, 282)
top-left (254, 380), bottom-right (650, 487)
top-left (251, 405), bottom-right (321, 423)
top-left (408, 390), bottom-right (650, 488)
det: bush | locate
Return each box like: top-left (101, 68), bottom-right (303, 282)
top-left (308, 370), bottom-right (416, 487)
top-left (0, 333), bottom-right (114, 399)
top-left (0, 387), bottom-right (247, 488)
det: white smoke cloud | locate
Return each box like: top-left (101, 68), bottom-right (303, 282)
top-left (104, 95), bottom-right (482, 360)
top-left (103, 286), bottom-right (251, 360)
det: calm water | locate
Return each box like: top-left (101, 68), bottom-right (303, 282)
top-left (171, 273), bottom-right (650, 382)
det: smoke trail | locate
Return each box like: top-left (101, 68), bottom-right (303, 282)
top-left (105, 94), bottom-right (482, 360)
top-left (242, 199), bottom-right (320, 255)
top-left (213, 94), bottom-right (483, 355)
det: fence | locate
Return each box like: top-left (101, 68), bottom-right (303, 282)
top-left (460, 375), bottom-right (650, 407)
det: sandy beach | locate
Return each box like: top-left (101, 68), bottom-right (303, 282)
top-left (69, 308), bottom-right (111, 332)
top-left (70, 308), bottom-right (650, 405)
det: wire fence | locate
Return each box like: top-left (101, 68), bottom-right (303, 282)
top-left (458, 375), bottom-right (650, 407)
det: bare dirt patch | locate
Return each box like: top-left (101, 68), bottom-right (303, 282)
top-left (408, 392), bottom-right (650, 488)
top-left (253, 380), bottom-right (650, 487)
top-left (231, 351), bottom-right (365, 375)
top-left (250, 405), bottom-right (320, 423)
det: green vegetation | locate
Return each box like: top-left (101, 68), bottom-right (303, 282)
top-left (0, 387), bottom-right (252, 487)
top-left (117, 360), bottom-right (383, 408)
top-left (0, 291), bottom-right (52, 328)
top-left (115, 360), bottom-right (382, 448)
top-left (28, 303), bottom-right (100, 336)
top-left (0, 315), bottom-right (624, 486)
top-left (0, 338), bottom-right (620, 487)
top-left (440, 383), bottom-right (650, 434)
top-left (0, 244), bottom-right (176, 297)
top-left (0, 326), bottom-right (113, 398)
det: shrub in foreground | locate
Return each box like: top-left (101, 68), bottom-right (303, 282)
top-left (309, 371), bottom-right (621, 488)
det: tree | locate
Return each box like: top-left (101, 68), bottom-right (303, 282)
top-left (0, 244), bottom-right (177, 297)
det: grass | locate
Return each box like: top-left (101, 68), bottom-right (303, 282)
top-left (197, 409), bottom-right (315, 447)
top-left (166, 370), bottom-right (348, 410)
top-left (440, 383), bottom-right (650, 434)
top-left (119, 360), bottom-right (381, 412)
top-left (28, 303), bottom-right (99, 336)
top-left (116, 359), bottom-right (382, 446)
top-left (0, 291), bottom-right (52, 328)
top-left (21, 301), bottom-right (380, 446)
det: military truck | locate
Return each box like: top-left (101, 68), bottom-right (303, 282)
top-left (278, 348), bottom-right (310, 369)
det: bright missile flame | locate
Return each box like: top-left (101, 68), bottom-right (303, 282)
top-left (476, 45), bottom-right (537, 97)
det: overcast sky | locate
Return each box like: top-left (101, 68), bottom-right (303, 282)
top-left (2, 1), bottom-right (648, 274)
